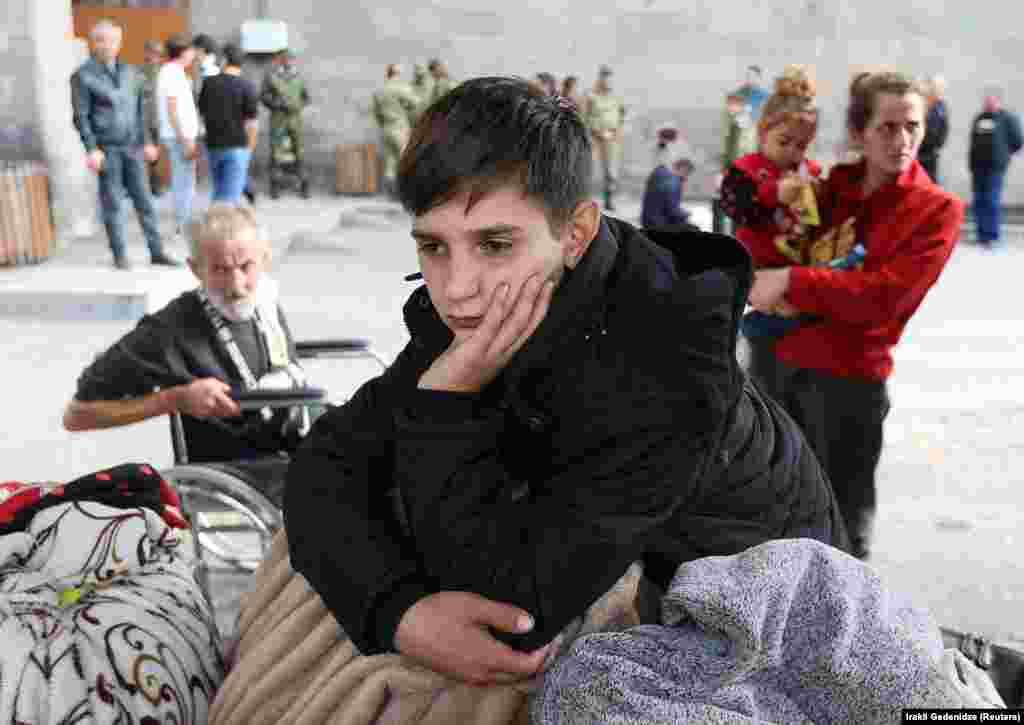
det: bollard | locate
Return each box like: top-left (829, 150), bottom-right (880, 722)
top-left (0, 161), bottom-right (55, 266)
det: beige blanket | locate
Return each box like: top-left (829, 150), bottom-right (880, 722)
top-left (210, 531), bottom-right (657, 725)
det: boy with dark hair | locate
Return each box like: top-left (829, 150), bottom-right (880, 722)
top-left (285, 77), bottom-right (848, 685)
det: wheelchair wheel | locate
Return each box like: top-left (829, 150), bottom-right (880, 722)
top-left (162, 464), bottom-right (282, 573)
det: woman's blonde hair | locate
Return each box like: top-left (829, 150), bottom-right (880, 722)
top-left (188, 203), bottom-right (268, 260)
top-left (758, 65), bottom-right (819, 136)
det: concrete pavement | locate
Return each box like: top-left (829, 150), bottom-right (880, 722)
top-left (1, 185), bottom-right (1021, 650)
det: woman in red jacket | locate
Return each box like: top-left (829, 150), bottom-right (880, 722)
top-left (747, 71), bottom-right (965, 560)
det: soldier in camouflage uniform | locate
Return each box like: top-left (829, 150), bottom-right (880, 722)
top-left (584, 65), bottom-right (626, 211)
top-left (372, 64), bottom-right (420, 198)
top-left (411, 63), bottom-right (434, 118)
top-left (261, 48), bottom-right (311, 198)
top-left (427, 58), bottom-right (456, 105)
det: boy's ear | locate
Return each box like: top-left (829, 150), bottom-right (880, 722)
top-left (564, 201), bottom-right (601, 269)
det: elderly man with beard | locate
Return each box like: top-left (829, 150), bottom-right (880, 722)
top-left (64, 205), bottom-right (307, 500)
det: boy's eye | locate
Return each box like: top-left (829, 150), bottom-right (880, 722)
top-left (417, 242), bottom-right (444, 255)
top-left (481, 239), bottom-right (513, 254)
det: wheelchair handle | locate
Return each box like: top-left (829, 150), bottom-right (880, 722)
top-left (294, 338), bottom-right (389, 370)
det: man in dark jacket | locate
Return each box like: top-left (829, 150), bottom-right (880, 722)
top-left (917, 75), bottom-right (949, 185)
top-left (71, 19), bottom-right (178, 269)
top-left (285, 77), bottom-right (849, 687)
top-left (641, 127), bottom-right (694, 229)
top-left (969, 93), bottom-right (1023, 248)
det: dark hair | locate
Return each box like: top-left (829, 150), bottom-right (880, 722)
top-left (165, 34), bottom-right (193, 60)
top-left (222, 43), bottom-right (245, 68)
top-left (847, 71), bottom-right (927, 133)
top-left (192, 33), bottom-right (218, 55)
top-left (428, 58), bottom-right (442, 72)
top-left (396, 77), bottom-right (592, 233)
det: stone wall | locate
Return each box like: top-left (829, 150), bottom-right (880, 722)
top-left (1, 0), bottom-right (97, 240)
top-left (7, 0), bottom-right (1024, 204)
top-left (187, 0), bottom-right (1024, 204)
top-left (0, 1), bottom-right (43, 161)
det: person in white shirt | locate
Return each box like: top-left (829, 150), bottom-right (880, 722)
top-left (157, 34), bottom-right (199, 238)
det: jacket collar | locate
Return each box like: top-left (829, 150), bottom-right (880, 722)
top-left (86, 56), bottom-right (122, 78)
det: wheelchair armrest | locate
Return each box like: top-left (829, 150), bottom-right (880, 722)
top-left (295, 338), bottom-right (372, 358)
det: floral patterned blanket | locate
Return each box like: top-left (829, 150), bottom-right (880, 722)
top-left (0, 499), bottom-right (225, 724)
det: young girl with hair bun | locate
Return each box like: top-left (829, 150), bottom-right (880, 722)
top-left (719, 65), bottom-right (839, 339)
top-left (720, 65), bottom-right (823, 270)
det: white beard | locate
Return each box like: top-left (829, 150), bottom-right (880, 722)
top-left (206, 274), bottom-right (279, 323)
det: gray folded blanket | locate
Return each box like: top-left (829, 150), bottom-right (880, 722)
top-left (534, 539), bottom-right (1005, 724)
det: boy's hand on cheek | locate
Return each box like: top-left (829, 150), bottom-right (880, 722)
top-left (418, 274), bottom-right (555, 393)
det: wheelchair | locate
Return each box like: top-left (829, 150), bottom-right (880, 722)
top-left (159, 338), bottom-right (388, 634)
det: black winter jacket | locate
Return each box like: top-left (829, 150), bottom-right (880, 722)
top-left (285, 218), bottom-right (848, 657)
top-left (969, 109), bottom-right (1024, 173)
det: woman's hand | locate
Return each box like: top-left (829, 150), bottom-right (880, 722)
top-left (418, 274), bottom-right (555, 393)
top-left (750, 268), bottom-right (793, 311)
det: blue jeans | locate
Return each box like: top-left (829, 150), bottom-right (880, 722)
top-left (163, 139), bottom-right (196, 232)
top-left (971, 168), bottom-right (1006, 244)
top-left (96, 146), bottom-right (165, 260)
top-left (207, 147), bottom-right (252, 203)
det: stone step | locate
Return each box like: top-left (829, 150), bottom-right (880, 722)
top-left (0, 262), bottom-right (196, 321)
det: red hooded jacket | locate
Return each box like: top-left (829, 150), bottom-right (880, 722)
top-left (776, 159), bottom-right (964, 381)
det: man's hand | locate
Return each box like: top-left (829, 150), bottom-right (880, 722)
top-left (172, 378), bottom-right (241, 419)
top-left (395, 591), bottom-right (551, 685)
top-left (181, 140), bottom-right (198, 161)
top-left (143, 144), bottom-right (159, 163)
top-left (86, 149), bottom-right (105, 173)
top-left (418, 274), bottom-right (555, 393)
top-left (750, 268), bottom-right (792, 311)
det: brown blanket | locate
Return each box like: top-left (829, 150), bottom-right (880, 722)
top-left (210, 530), bottom-right (658, 725)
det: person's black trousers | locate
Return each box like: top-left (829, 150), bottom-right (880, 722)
top-left (746, 335), bottom-right (890, 559)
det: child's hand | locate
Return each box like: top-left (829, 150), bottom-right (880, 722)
top-left (769, 301), bottom-right (801, 318)
top-left (778, 174), bottom-right (804, 205)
